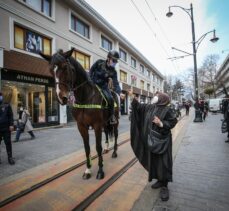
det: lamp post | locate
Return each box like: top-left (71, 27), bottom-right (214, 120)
top-left (166, 3), bottom-right (219, 122)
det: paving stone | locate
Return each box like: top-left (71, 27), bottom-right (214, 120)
top-left (133, 111), bottom-right (229, 211)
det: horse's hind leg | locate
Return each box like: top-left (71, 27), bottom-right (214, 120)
top-left (77, 124), bottom-right (91, 180)
top-left (112, 125), bottom-right (118, 158)
top-left (94, 127), bottom-right (104, 179)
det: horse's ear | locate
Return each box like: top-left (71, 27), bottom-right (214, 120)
top-left (39, 52), bottom-right (52, 62)
top-left (63, 48), bottom-right (75, 59)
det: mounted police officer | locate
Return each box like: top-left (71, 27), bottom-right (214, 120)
top-left (89, 50), bottom-right (125, 124)
top-left (0, 92), bottom-right (15, 165)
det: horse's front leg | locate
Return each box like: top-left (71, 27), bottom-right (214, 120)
top-left (95, 127), bottom-right (104, 179)
top-left (112, 125), bottom-right (118, 158)
top-left (103, 126), bottom-right (109, 154)
top-left (77, 124), bottom-right (91, 180)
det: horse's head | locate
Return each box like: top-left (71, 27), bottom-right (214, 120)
top-left (40, 49), bottom-right (75, 105)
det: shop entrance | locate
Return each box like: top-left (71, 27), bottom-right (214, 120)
top-left (1, 70), bottom-right (58, 127)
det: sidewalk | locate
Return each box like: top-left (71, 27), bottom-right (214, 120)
top-left (133, 111), bottom-right (229, 210)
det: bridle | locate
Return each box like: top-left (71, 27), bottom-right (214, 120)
top-left (53, 58), bottom-right (96, 105)
top-left (54, 59), bottom-right (88, 93)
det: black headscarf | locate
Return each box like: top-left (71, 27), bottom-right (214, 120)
top-left (156, 92), bottom-right (170, 106)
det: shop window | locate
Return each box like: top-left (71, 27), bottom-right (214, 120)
top-left (119, 48), bottom-right (127, 62)
top-left (1, 81), bottom-right (58, 125)
top-left (15, 26), bottom-right (24, 49)
top-left (131, 75), bottom-right (137, 87)
top-left (131, 57), bottom-right (136, 68)
top-left (48, 87), bottom-right (58, 122)
top-left (147, 83), bottom-right (150, 91)
top-left (72, 50), bottom-right (90, 71)
top-left (14, 25), bottom-right (52, 55)
top-left (140, 64), bottom-right (144, 75)
top-left (23, 0), bottom-right (52, 17)
top-left (71, 14), bottom-right (90, 39)
top-left (101, 35), bottom-right (112, 51)
top-left (120, 70), bottom-right (127, 83)
top-left (140, 80), bottom-right (144, 90)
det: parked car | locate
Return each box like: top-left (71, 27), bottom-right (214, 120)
top-left (209, 98), bottom-right (222, 113)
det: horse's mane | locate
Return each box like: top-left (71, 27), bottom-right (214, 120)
top-left (51, 52), bottom-right (91, 83)
top-left (68, 56), bottom-right (90, 82)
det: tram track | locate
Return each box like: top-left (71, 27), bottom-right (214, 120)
top-left (0, 138), bottom-right (135, 210)
top-left (73, 157), bottom-right (137, 211)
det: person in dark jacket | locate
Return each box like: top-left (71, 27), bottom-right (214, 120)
top-left (184, 102), bottom-right (191, 116)
top-left (129, 90), bottom-right (177, 201)
top-left (0, 92), bottom-right (15, 165)
top-left (89, 50), bottom-right (125, 124)
top-left (222, 97), bottom-right (229, 142)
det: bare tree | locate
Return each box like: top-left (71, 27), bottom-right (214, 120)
top-left (198, 54), bottom-right (219, 98)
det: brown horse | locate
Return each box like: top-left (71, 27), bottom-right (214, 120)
top-left (40, 49), bottom-right (119, 180)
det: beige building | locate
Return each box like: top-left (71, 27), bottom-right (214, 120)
top-left (215, 54), bottom-right (229, 98)
top-left (0, 0), bottom-right (164, 127)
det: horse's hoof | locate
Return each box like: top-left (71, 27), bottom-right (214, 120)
top-left (103, 149), bottom-right (109, 154)
top-left (112, 152), bottom-right (117, 158)
top-left (82, 173), bottom-right (91, 180)
top-left (96, 171), bottom-right (104, 180)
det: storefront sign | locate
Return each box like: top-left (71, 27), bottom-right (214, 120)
top-left (16, 74), bottom-right (49, 84)
top-left (1, 70), bottom-right (54, 85)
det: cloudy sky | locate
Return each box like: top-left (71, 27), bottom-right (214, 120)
top-left (85, 0), bottom-right (229, 76)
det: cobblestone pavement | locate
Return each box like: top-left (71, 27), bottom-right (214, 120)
top-left (0, 115), bottom-right (130, 182)
top-left (133, 111), bottom-right (229, 211)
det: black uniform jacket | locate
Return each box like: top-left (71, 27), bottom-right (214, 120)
top-left (89, 59), bottom-right (121, 94)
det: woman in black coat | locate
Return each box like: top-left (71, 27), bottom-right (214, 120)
top-left (129, 91), bottom-right (177, 201)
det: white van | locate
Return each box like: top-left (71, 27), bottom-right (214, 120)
top-left (209, 98), bottom-right (222, 112)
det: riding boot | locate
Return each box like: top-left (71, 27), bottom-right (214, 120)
top-left (109, 104), bottom-right (117, 125)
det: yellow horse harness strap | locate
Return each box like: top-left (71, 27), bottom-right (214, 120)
top-left (72, 85), bottom-right (117, 109)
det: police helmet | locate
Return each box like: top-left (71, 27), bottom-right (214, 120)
top-left (107, 50), bottom-right (120, 61)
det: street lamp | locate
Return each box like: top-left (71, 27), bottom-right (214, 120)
top-left (166, 3), bottom-right (219, 122)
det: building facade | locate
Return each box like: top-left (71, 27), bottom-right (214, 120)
top-left (0, 0), bottom-right (164, 127)
top-left (215, 54), bottom-right (229, 98)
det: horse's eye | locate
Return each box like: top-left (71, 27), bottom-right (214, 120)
top-left (62, 63), bottom-right (68, 69)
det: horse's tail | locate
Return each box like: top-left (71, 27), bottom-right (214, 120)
top-left (107, 123), bottom-right (114, 138)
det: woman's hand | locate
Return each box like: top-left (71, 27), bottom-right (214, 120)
top-left (9, 126), bottom-right (14, 132)
top-left (152, 116), bottom-right (163, 127)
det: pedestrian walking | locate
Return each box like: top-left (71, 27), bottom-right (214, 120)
top-left (203, 101), bottom-right (209, 121)
top-left (129, 90), bottom-right (177, 201)
top-left (174, 102), bottom-right (181, 118)
top-left (15, 107), bottom-right (35, 142)
top-left (222, 97), bottom-right (229, 142)
top-left (0, 92), bottom-right (15, 165)
top-left (185, 102), bottom-right (190, 116)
